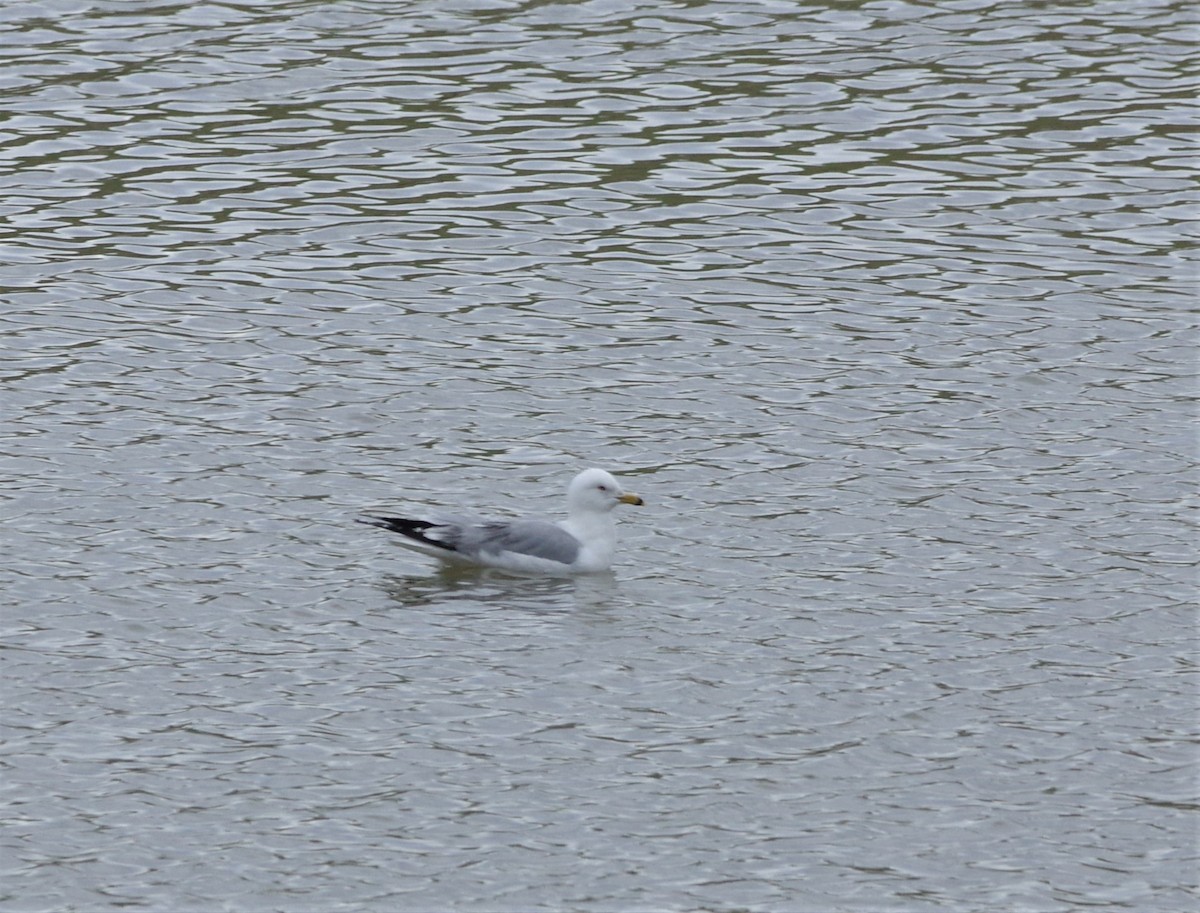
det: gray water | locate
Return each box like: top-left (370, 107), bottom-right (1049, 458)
top-left (2, 1), bottom-right (1197, 911)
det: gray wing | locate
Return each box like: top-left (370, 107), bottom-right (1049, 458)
top-left (458, 519), bottom-right (581, 565)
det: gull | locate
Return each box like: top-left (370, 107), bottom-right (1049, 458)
top-left (359, 468), bottom-right (644, 575)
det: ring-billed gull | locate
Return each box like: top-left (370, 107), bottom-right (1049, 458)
top-left (359, 468), bottom-right (644, 575)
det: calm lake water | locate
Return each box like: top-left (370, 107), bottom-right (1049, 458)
top-left (2, 1), bottom-right (1197, 911)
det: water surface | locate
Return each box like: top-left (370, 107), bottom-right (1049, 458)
top-left (2, 1), bottom-right (1196, 911)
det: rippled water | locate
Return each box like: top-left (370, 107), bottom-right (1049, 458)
top-left (3, 1), bottom-right (1197, 911)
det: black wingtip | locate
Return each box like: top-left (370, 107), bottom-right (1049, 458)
top-left (358, 516), bottom-right (457, 552)
top-left (358, 515), bottom-right (428, 533)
